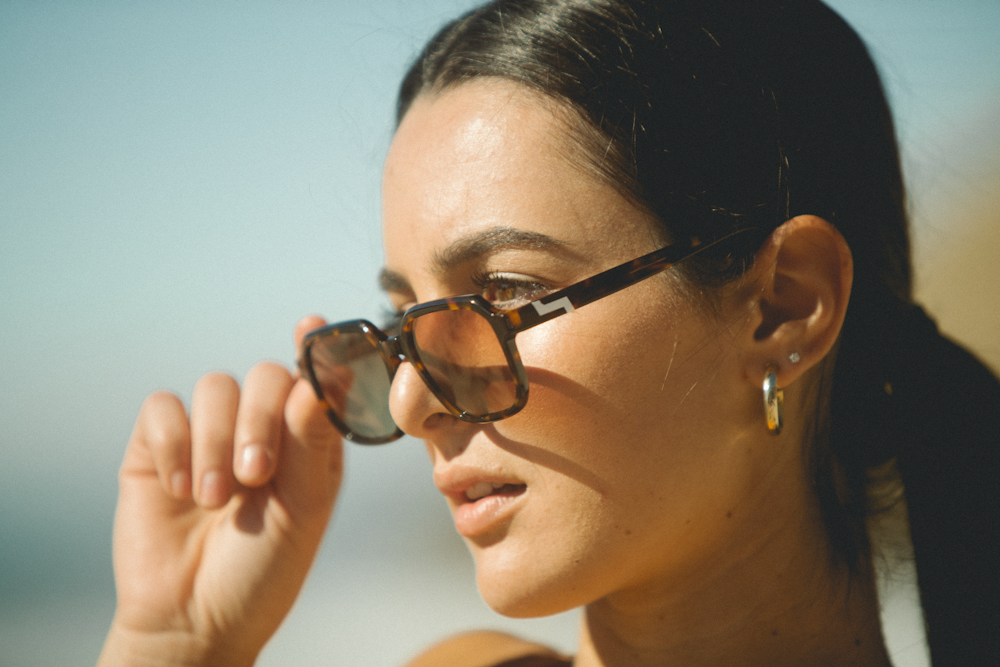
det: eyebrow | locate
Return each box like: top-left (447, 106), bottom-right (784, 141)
top-left (432, 226), bottom-right (569, 273)
top-left (378, 225), bottom-right (571, 293)
top-left (379, 267), bottom-right (410, 293)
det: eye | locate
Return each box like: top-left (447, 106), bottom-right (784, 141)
top-left (471, 271), bottom-right (549, 308)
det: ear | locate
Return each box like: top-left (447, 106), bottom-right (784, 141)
top-left (739, 215), bottom-right (853, 389)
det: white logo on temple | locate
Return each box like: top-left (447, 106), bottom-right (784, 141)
top-left (532, 297), bottom-right (575, 316)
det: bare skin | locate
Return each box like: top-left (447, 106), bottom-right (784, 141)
top-left (99, 80), bottom-right (890, 667)
top-left (382, 82), bottom-right (888, 667)
top-left (98, 319), bottom-right (342, 667)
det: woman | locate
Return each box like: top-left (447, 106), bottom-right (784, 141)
top-left (98, 1), bottom-right (999, 665)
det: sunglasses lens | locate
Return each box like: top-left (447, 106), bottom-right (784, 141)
top-left (411, 308), bottom-right (517, 418)
top-left (308, 329), bottom-right (397, 441)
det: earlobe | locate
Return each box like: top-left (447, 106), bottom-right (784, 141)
top-left (743, 215), bottom-right (853, 388)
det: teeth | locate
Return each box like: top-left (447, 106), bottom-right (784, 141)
top-left (466, 481), bottom-right (507, 501)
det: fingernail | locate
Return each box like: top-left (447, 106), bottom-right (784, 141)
top-left (241, 443), bottom-right (270, 478)
top-left (170, 470), bottom-right (190, 498)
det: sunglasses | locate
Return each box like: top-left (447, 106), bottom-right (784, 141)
top-left (299, 232), bottom-right (744, 444)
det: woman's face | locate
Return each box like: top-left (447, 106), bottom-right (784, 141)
top-left (381, 81), bottom-right (792, 617)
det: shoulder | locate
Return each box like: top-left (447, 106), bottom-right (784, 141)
top-left (403, 630), bottom-right (572, 667)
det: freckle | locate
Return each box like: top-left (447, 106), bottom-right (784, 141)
top-left (771, 630), bottom-right (778, 637)
top-left (625, 529), bottom-right (632, 536)
top-left (854, 638), bottom-right (862, 647)
top-left (685, 519), bottom-right (691, 524)
top-left (726, 511), bottom-right (732, 518)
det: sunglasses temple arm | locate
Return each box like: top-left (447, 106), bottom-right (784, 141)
top-left (505, 230), bottom-right (749, 334)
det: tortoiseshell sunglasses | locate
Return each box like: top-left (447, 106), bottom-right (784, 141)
top-left (299, 231), bottom-right (746, 444)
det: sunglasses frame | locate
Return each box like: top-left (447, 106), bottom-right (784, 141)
top-left (300, 230), bottom-right (747, 444)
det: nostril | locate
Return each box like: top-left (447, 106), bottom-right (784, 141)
top-left (423, 411), bottom-right (458, 429)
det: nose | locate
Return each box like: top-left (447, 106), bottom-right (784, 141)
top-left (388, 360), bottom-right (468, 441)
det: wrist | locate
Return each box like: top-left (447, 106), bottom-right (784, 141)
top-left (97, 619), bottom-right (257, 667)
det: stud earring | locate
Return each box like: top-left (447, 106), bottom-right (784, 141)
top-left (788, 352), bottom-right (801, 364)
top-left (763, 365), bottom-right (783, 434)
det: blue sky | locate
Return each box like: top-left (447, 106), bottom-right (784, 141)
top-left (1, 1), bottom-right (998, 665)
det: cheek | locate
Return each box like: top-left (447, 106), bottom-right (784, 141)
top-left (496, 293), bottom-right (760, 539)
top-left (510, 292), bottom-right (709, 459)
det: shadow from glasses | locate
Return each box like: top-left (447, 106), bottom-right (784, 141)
top-left (480, 423), bottom-right (606, 495)
top-left (477, 366), bottom-right (613, 494)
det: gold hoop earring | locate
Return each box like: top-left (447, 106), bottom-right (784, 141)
top-left (763, 365), bottom-right (783, 434)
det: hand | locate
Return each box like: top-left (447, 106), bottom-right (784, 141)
top-left (99, 316), bottom-right (342, 667)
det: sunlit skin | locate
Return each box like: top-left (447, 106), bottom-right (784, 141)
top-left (97, 79), bottom-right (886, 667)
top-left (381, 80), bottom-right (888, 667)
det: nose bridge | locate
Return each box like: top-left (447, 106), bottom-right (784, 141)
top-left (381, 335), bottom-right (405, 364)
top-left (385, 327), bottom-right (481, 448)
top-left (388, 351), bottom-right (454, 438)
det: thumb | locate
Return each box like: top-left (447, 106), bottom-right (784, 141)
top-left (273, 377), bottom-right (343, 531)
top-left (295, 315), bottom-right (327, 356)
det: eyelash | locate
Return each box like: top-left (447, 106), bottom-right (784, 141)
top-left (382, 272), bottom-right (550, 330)
top-left (380, 304), bottom-right (404, 334)
top-left (471, 270), bottom-right (550, 308)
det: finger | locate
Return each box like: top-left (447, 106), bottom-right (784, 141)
top-left (294, 315), bottom-right (328, 378)
top-left (274, 377), bottom-right (344, 529)
top-left (294, 315), bottom-right (327, 353)
top-left (190, 372), bottom-right (240, 509)
top-left (233, 362), bottom-right (295, 487)
top-left (129, 391), bottom-right (192, 499)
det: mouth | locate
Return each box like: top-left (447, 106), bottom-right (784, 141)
top-left (464, 481), bottom-right (527, 502)
top-left (450, 481), bottom-right (527, 537)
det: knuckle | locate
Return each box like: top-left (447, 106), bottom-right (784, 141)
top-left (246, 360), bottom-right (293, 388)
top-left (143, 390), bottom-right (182, 413)
top-left (146, 419), bottom-right (188, 451)
top-left (138, 391), bottom-right (189, 449)
top-left (194, 371), bottom-right (239, 396)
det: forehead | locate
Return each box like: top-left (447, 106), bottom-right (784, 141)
top-left (381, 80), bottom-right (656, 287)
top-left (384, 81), bottom-right (575, 230)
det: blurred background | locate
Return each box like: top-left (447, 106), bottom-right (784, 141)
top-left (1, 1), bottom-right (997, 665)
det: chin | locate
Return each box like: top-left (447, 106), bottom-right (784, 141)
top-left (470, 539), bottom-right (596, 619)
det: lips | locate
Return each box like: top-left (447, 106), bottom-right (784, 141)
top-left (435, 468), bottom-right (527, 537)
top-left (452, 484), bottom-right (526, 537)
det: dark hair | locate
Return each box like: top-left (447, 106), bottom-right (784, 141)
top-left (397, 1), bottom-right (1000, 660)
